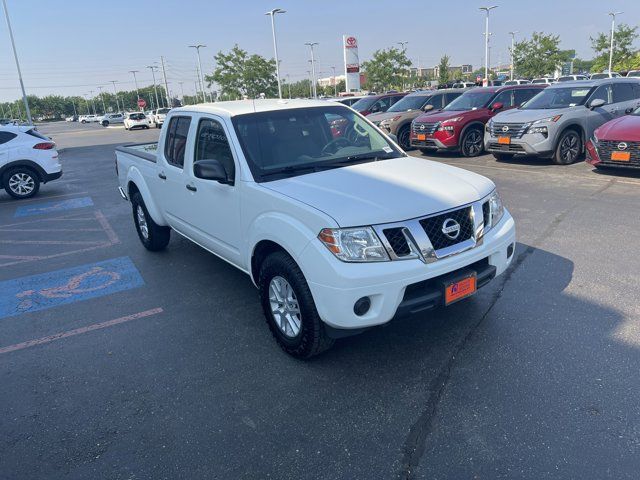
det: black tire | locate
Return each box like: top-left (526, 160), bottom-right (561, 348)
top-left (419, 148), bottom-right (432, 155)
top-left (124, 125), bottom-right (129, 130)
top-left (493, 153), bottom-right (515, 162)
top-left (460, 127), bottom-right (484, 157)
top-left (397, 125), bottom-right (411, 150)
top-left (102, 121), bottom-right (109, 127)
top-left (131, 192), bottom-right (170, 251)
top-left (144, 125), bottom-right (150, 130)
top-left (156, 123), bottom-right (161, 129)
top-left (258, 251), bottom-right (334, 359)
top-left (81, 120), bottom-right (87, 124)
top-left (3, 167), bottom-right (40, 199)
top-left (553, 129), bottom-right (582, 165)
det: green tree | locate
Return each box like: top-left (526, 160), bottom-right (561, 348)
top-left (590, 24), bottom-right (639, 72)
top-left (361, 47), bottom-right (411, 92)
top-left (438, 55), bottom-right (451, 85)
top-left (206, 45), bottom-right (277, 99)
top-left (572, 58), bottom-right (595, 75)
top-left (513, 32), bottom-right (568, 78)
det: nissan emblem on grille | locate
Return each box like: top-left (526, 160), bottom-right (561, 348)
top-left (420, 124), bottom-right (426, 131)
top-left (502, 125), bottom-right (509, 132)
top-left (441, 218), bottom-right (461, 240)
top-left (618, 142), bottom-right (628, 151)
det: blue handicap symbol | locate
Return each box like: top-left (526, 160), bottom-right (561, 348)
top-left (14, 196), bottom-right (94, 218)
top-left (0, 257), bottom-right (144, 319)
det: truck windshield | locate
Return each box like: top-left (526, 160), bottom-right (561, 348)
top-left (232, 105), bottom-right (404, 182)
top-left (443, 90), bottom-right (495, 111)
top-left (521, 87), bottom-right (593, 109)
top-left (387, 95), bottom-right (430, 112)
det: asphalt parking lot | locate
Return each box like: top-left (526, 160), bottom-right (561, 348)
top-left (1, 121), bottom-right (640, 480)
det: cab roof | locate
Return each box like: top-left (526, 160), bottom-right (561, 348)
top-left (172, 99), bottom-right (343, 118)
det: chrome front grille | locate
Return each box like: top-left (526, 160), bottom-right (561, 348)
top-left (375, 196), bottom-right (494, 264)
top-left (489, 122), bottom-right (528, 138)
top-left (412, 122), bottom-right (438, 135)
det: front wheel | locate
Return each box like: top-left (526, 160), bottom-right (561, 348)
top-left (553, 130), bottom-right (582, 165)
top-left (131, 192), bottom-right (170, 251)
top-left (3, 167), bottom-right (40, 199)
top-left (397, 125), bottom-right (411, 150)
top-left (258, 251), bottom-right (334, 359)
top-left (102, 121), bottom-right (109, 127)
top-left (460, 128), bottom-right (484, 157)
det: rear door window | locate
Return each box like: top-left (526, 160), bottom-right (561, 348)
top-left (164, 116), bottom-right (192, 168)
top-left (492, 90), bottom-right (514, 108)
top-left (0, 132), bottom-right (17, 145)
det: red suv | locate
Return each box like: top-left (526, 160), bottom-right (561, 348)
top-left (350, 92), bottom-right (408, 116)
top-left (410, 85), bottom-right (547, 157)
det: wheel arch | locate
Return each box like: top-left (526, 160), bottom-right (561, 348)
top-left (459, 121), bottom-right (485, 140)
top-left (125, 169), bottom-right (167, 226)
top-left (0, 160), bottom-right (46, 182)
top-left (555, 123), bottom-right (586, 152)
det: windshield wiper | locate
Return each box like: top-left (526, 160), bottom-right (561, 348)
top-left (344, 152), bottom-right (398, 162)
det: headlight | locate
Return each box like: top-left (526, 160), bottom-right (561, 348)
top-left (488, 190), bottom-right (504, 228)
top-left (318, 227), bottom-right (389, 262)
top-left (530, 115), bottom-right (562, 126)
top-left (592, 131), bottom-right (599, 144)
top-left (528, 125), bottom-right (548, 135)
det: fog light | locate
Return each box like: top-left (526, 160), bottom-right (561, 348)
top-left (354, 297), bottom-right (371, 316)
top-left (507, 243), bottom-right (515, 258)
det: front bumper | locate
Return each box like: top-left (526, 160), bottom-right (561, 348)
top-left (410, 131), bottom-right (458, 150)
top-left (299, 210), bottom-right (516, 330)
top-left (484, 131), bottom-right (554, 157)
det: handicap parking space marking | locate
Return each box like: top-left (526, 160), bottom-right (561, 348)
top-left (14, 196), bottom-right (94, 218)
top-left (0, 256), bottom-right (144, 319)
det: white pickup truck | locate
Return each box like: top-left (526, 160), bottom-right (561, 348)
top-left (115, 100), bottom-right (516, 358)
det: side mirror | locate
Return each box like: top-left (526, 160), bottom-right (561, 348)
top-left (490, 102), bottom-right (504, 111)
top-left (423, 104), bottom-right (434, 112)
top-left (625, 107), bottom-right (635, 115)
top-left (589, 98), bottom-right (606, 109)
top-left (193, 159), bottom-right (233, 185)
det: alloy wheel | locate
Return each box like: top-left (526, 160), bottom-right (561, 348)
top-left (136, 205), bottom-right (149, 240)
top-left (463, 130), bottom-right (483, 156)
top-left (8, 173), bottom-right (35, 196)
top-left (560, 133), bottom-right (579, 163)
top-left (268, 276), bottom-right (302, 338)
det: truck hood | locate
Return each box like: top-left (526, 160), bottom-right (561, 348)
top-left (262, 156), bottom-right (495, 226)
top-left (595, 115), bottom-right (640, 141)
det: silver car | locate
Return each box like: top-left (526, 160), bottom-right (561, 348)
top-left (485, 78), bottom-right (640, 164)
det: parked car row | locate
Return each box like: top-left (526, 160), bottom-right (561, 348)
top-left (404, 78), bottom-right (640, 168)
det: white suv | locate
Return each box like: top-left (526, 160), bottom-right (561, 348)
top-left (124, 112), bottom-right (150, 130)
top-left (0, 126), bottom-right (62, 199)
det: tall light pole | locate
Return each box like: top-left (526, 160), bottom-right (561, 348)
top-left (83, 94), bottom-right (91, 115)
top-left (306, 70), bottom-right (313, 98)
top-left (397, 42), bottom-right (409, 90)
top-left (189, 44), bottom-right (207, 103)
top-left (2, 0), bottom-right (32, 125)
top-left (96, 86), bottom-right (107, 114)
top-left (608, 11), bottom-right (623, 74)
top-left (331, 66), bottom-right (338, 96)
top-left (286, 74), bottom-right (291, 99)
top-left (89, 90), bottom-right (96, 115)
top-left (147, 65), bottom-right (161, 110)
top-left (129, 70), bottom-right (140, 109)
top-left (160, 56), bottom-right (171, 107)
top-left (110, 80), bottom-right (121, 113)
top-left (508, 31), bottom-right (518, 80)
top-left (265, 8), bottom-right (286, 99)
top-left (179, 81), bottom-right (185, 104)
top-left (305, 42), bottom-right (319, 98)
top-left (479, 6), bottom-right (498, 86)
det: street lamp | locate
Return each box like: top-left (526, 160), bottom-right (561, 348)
top-left (608, 11), bottom-right (623, 74)
top-left (331, 66), bottom-right (337, 97)
top-left (397, 41), bottom-right (408, 50)
top-left (508, 31), bottom-right (518, 80)
top-left (265, 8), bottom-right (286, 99)
top-left (147, 65), bottom-right (161, 110)
top-left (189, 44), bottom-right (207, 103)
top-left (306, 70), bottom-right (313, 98)
top-left (2, 0), bottom-right (32, 125)
top-left (96, 86), bottom-right (106, 114)
top-left (110, 80), bottom-right (121, 113)
top-left (479, 5), bottom-right (498, 86)
top-left (305, 42), bottom-right (319, 99)
top-left (129, 70), bottom-right (140, 110)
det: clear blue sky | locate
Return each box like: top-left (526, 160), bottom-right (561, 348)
top-left (0, 0), bottom-right (637, 101)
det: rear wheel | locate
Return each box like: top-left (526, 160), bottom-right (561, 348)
top-left (553, 129), bottom-right (582, 165)
top-left (131, 192), bottom-right (170, 251)
top-left (102, 120), bottom-right (109, 127)
top-left (258, 251), bottom-right (334, 359)
top-left (3, 167), bottom-right (40, 199)
top-left (460, 128), bottom-right (484, 157)
top-left (397, 125), bottom-right (411, 150)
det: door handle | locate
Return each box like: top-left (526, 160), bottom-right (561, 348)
top-left (158, 172), bottom-right (166, 180)
top-left (186, 184), bottom-right (197, 192)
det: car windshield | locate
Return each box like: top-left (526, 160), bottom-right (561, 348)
top-left (443, 90), bottom-right (495, 111)
top-left (157, 108), bottom-right (171, 114)
top-left (232, 106), bottom-right (404, 182)
top-left (387, 95), bottom-right (430, 112)
top-left (521, 86), bottom-right (593, 109)
top-left (627, 71), bottom-right (640, 78)
top-left (350, 96), bottom-right (377, 112)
